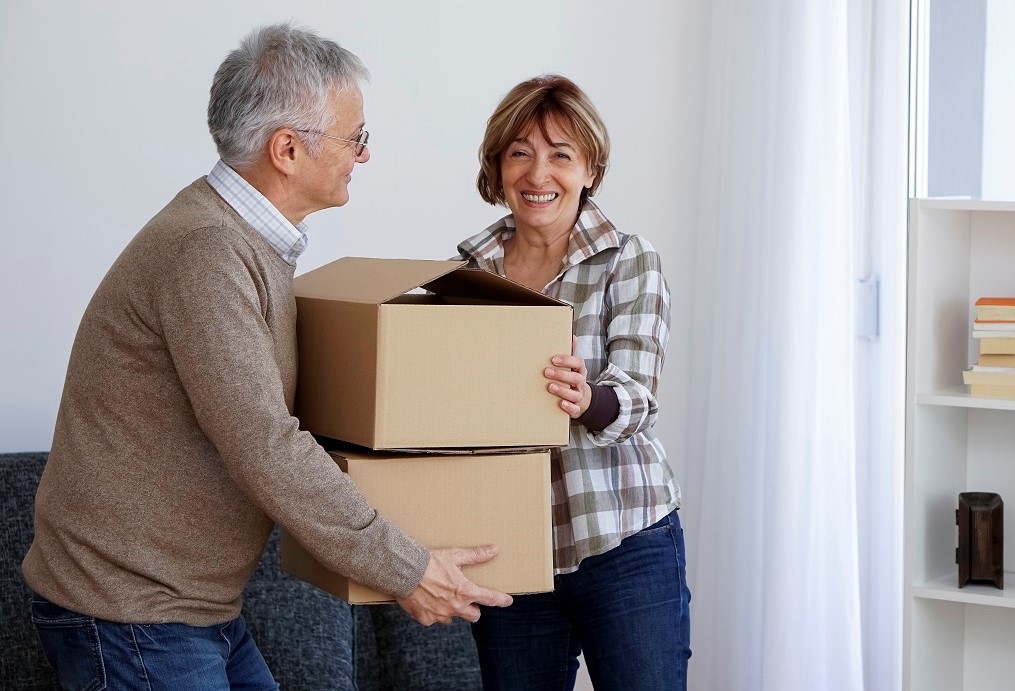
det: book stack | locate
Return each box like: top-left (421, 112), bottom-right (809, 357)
top-left (964, 297), bottom-right (1015, 397)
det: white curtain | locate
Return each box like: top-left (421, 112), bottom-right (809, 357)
top-left (681, 1), bottom-right (908, 689)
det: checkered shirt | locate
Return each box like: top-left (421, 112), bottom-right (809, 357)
top-left (206, 160), bottom-right (309, 265)
top-left (456, 200), bottom-right (680, 573)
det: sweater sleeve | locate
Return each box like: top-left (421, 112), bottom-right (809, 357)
top-left (585, 235), bottom-right (671, 446)
top-left (156, 229), bottom-right (429, 598)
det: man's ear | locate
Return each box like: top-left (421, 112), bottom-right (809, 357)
top-left (267, 128), bottom-right (299, 175)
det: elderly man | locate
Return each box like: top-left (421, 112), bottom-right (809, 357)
top-left (22, 23), bottom-right (511, 689)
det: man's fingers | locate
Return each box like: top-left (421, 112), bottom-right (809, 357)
top-left (458, 603), bottom-right (483, 623)
top-left (396, 546), bottom-right (513, 627)
top-left (445, 545), bottom-right (514, 607)
top-left (452, 544), bottom-right (499, 567)
top-left (469, 586), bottom-right (513, 608)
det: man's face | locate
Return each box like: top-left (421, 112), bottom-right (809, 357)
top-left (298, 87), bottom-right (370, 213)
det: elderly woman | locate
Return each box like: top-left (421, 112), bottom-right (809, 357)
top-left (455, 74), bottom-right (691, 691)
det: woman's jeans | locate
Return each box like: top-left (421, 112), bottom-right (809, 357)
top-left (29, 593), bottom-right (278, 690)
top-left (471, 509), bottom-right (692, 691)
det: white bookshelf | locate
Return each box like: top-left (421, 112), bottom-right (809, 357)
top-left (906, 198), bottom-right (1015, 690)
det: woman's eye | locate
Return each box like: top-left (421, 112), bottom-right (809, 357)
top-left (555, 152), bottom-right (572, 161)
top-left (510, 150), bottom-right (529, 158)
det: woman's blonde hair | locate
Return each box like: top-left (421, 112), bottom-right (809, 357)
top-left (477, 75), bottom-right (610, 206)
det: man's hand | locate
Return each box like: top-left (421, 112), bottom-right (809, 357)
top-left (395, 545), bottom-right (513, 626)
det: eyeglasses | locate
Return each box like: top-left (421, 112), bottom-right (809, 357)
top-left (294, 128), bottom-right (369, 156)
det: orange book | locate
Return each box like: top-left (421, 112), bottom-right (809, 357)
top-left (975, 297), bottom-right (1015, 321)
top-left (976, 297), bottom-right (1015, 305)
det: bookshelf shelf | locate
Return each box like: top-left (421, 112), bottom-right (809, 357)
top-left (906, 198), bottom-right (1015, 690)
top-left (917, 387), bottom-right (1015, 410)
top-left (913, 572), bottom-right (1015, 608)
top-left (917, 198), bottom-right (1015, 212)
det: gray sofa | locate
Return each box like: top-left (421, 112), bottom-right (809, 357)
top-left (1, 452), bottom-right (483, 690)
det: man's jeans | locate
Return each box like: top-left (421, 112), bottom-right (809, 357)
top-left (30, 593), bottom-right (278, 690)
top-left (471, 509), bottom-right (692, 691)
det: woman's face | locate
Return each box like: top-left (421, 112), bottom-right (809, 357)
top-left (499, 117), bottom-right (595, 238)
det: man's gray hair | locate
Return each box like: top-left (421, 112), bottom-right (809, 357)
top-left (208, 23), bottom-right (369, 170)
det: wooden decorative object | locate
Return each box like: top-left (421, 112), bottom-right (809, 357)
top-left (956, 492), bottom-right (1004, 589)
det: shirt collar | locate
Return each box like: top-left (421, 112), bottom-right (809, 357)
top-left (457, 199), bottom-right (621, 271)
top-left (206, 160), bottom-right (309, 265)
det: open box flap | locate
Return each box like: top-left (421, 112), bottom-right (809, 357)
top-left (294, 257), bottom-right (466, 304)
top-left (422, 268), bottom-right (568, 306)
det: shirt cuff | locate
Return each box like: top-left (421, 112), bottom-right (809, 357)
top-left (575, 384), bottom-right (620, 432)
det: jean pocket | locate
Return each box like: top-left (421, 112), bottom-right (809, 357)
top-left (633, 525), bottom-right (673, 542)
top-left (31, 597), bottom-right (107, 691)
top-left (635, 511), bottom-right (678, 538)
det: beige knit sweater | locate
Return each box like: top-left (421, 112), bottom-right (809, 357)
top-left (22, 178), bottom-right (429, 626)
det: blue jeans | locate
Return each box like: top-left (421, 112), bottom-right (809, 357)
top-left (471, 509), bottom-right (691, 691)
top-left (30, 594), bottom-right (278, 690)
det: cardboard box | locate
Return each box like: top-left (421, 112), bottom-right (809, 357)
top-left (292, 257), bottom-right (573, 449)
top-left (280, 447), bottom-right (553, 603)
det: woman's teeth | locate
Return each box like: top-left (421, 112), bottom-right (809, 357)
top-left (522, 192), bottom-right (558, 203)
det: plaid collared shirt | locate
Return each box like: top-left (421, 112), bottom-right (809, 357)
top-left (206, 160), bottom-right (309, 265)
top-left (457, 200), bottom-right (680, 573)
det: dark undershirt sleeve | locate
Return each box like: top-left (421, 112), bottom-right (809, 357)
top-left (575, 384), bottom-right (620, 432)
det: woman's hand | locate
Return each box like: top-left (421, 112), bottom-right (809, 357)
top-left (544, 336), bottom-right (592, 419)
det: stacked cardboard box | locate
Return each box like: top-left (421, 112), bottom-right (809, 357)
top-left (281, 257), bottom-right (573, 602)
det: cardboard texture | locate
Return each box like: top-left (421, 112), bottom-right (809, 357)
top-left (280, 448), bottom-right (553, 603)
top-left (293, 257), bottom-right (573, 449)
